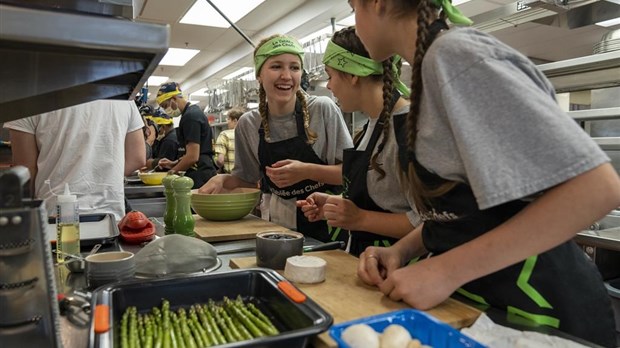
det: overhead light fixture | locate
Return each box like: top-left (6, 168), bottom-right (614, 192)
top-left (596, 16), bottom-right (620, 27)
top-left (222, 67), bottom-right (254, 80)
top-left (159, 48), bottom-right (200, 66)
top-left (147, 76), bottom-right (169, 86)
top-left (180, 0), bottom-right (265, 28)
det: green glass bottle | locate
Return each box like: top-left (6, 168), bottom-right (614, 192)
top-left (172, 173), bottom-right (195, 237)
top-left (162, 172), bottom-right (179, 235)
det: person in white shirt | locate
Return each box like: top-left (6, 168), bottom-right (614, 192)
top-left (4, 99), bottom-right (145, 220)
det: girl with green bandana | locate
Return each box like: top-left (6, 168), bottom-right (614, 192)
top-left (199, 34), bottom-right (353, 243)
top-left (296, 27), bottom-right (420, 257)
top-left (350, 0), bottom-right (619, 346)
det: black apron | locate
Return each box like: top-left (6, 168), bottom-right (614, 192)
top-left (394, 111), bottom-right (616, 346)
top-left (343, 93), bottom-right (402, 257)
top-left (258, 101), bottom-right (348, 244)
top-left (178, 103), bottom-right (217, 189)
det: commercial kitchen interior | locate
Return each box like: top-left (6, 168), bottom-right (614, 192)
top-left (1, 0), bottom-right (620, 346)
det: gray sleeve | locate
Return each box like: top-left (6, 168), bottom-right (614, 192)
top-left (422, 31), bottom-right (609, 209)
top-left (231, 111), bottom-right (262, 184)
top-left (308, 96), bottom-right (353, 164)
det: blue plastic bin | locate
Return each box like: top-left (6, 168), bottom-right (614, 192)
top-left (329, 309), bottom-right (487, 348)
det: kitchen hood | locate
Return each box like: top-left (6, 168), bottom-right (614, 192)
top-left (0, 3), bottom-right (169, 123)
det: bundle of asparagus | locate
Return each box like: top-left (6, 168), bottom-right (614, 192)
top-left (119, 296), bottom-right (279, 348)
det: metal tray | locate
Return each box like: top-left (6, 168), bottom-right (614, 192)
top-left (46, 213), bottom-right (119, 247)
top-left (89, 268), bottom-right (333, 348)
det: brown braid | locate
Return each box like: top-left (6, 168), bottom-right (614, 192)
top-left (297, 90), bottom-right (317, 144)
top-left (404, 0), bottom-right (457, 213)
top-left (369, 58), bottom-right (396, 180)
top-left (258, 84), bottom-right (271, 142)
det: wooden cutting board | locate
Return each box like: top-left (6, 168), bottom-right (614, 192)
top-left (193, 214), bottom-right (291, 242)
top-left (230, 250), bottom-right (481, 348)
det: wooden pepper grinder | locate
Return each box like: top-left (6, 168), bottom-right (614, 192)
top-left (162, 172), bottom-right (179, 235)
top-left (172, 172), bottom-right (195, 237)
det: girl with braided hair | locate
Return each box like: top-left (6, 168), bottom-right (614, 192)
top-left (297, 26), bottom-right (420, 257)
top-left (350, 0), bottom-right (620, 346)
top-left (199, 34), bottom-right (353, 243)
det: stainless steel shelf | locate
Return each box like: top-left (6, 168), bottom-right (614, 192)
top-left (538, 51), bottom-right (620, 93)
top-left (593, 137), bottom-right (620, 150)
top-left (0, 4), bottom-right (169, 122)
top-left (567, 107), bottom-right (620, 121)
top-left (576, 228), bottom-right (620, 252)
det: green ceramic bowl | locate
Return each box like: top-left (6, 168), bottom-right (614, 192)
top-left (190, 188), bottom-right (261, 221)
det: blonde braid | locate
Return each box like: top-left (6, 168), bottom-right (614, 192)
top-left (258, 84), bottom-right (271, 142)
top-left (297, 90), bottom-right (317, 144)
top-left (369, 58), bottom-right (396, 180)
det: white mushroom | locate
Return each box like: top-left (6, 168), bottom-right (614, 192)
top-left (381, 324), bottom-right (412, 348)
top-left (341, 324), bottom-right (380, 348)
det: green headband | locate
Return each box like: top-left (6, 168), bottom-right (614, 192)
top-left (254, 36), bottom-right (304, 76)
top-left (323, 40), bottom-right (410, 98)
top-left (431, 0), bottom-right (473, 25)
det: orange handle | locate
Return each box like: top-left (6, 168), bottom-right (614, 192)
top-left (277, 281), bottom-right (306, 303)
top-left (94, 304), bottom-right (110, 333)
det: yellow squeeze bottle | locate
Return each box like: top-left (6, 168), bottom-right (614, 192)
top-left (56, 183), bottom-right (80, 263)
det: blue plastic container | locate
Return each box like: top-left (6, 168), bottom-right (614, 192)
top-left (329, 309), bottom-right (487, 348)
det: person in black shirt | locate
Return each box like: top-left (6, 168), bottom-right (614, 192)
top-left (156, 82), bottom-right (217, 188)
top-left (145, 108), bottom-right (180, 171)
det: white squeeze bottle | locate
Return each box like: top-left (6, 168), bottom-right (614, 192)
top-left (56, 183), bottom-right (80, 263)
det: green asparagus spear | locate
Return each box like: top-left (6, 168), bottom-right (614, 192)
top-left (169, 312), bottom-right (182, 348)
top-left (211, 302), bottom-right (236, 343)
top-left (129, 307), bottom-right (139, 348)
top-left (197, 303), bottom-right (223, 345)
top-left (219, 304), bottom-right (244, 340)
top-left (144, 315), bottom-right (154, 348)
top-left (247, 302), bottom-right (278, 331)
top-left (179, 308), bottom-right (198, 348)
top-left (205, 303), bottom-right (227, 344)
top-left (237, 302), bottom-right (279, 336)
top-left (226, 301), bottom-right (264, 338)
top-left (121, 308), bottom-right (130, 348)
top-left (162, 300), bottom-right (172, 348)
top-left (189, 306), bottom-right (211, 346)
top-left (230, 312), bottom-right (253, 340)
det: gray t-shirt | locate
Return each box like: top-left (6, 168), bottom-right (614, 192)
top-left (417, 28), bottom-right (609, 210)
top-left (356, 105), bottom-right (419, 226)
top-left (233, 94), bottom-right (353, 229)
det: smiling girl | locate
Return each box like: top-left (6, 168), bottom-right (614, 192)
top-left (199, 35), bottom-right (353, 243)
top-left (350, 0), bottom-right (620, 346)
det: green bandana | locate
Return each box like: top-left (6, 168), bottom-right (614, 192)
top-left (323, 40), bottom-right (410, 98)
top-left (431, 0), bottom-right (473, 25)
top-left (254, 36), bottom-right (304, 75)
